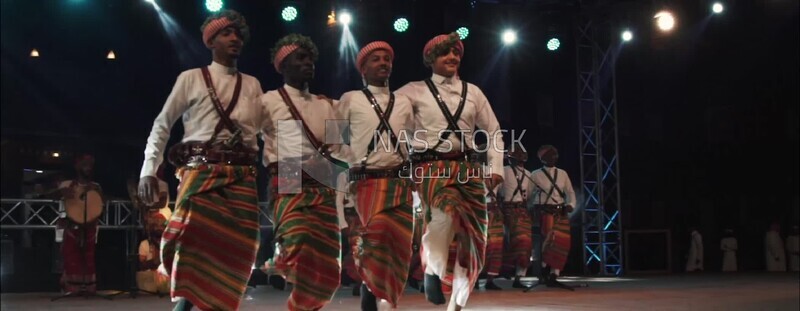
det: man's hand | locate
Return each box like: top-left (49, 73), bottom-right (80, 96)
top-left (484, 174), bottom-right (503, 192)
top-left (566, 205), bottom-right (574, 213)
top-left (138, 176), bottom-right (159, 206)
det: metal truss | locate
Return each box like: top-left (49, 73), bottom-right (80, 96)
top-left (576, 15), bottom-right (623, 276)
top-left (1, 199), bottom-right (273, 230)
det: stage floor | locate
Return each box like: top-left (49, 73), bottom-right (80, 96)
top-left (2, 273), bottom-right (798, 310)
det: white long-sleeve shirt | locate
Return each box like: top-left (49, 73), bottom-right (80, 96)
top-left (260, 84), bottom-right (349, 166)
top-left (529, 166), bottom-right (576, 207)
top-left (396, 74), bottom-right (504, 176)
top-left (337, 85), bottom-right (413, 169)
top-left (765, 230), bottom-right (787, 271)
top-left (501, 165), bottom-right (535, 203)
top-left (140, 62), bottom-right (264, 177)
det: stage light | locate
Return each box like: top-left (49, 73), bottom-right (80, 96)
top-left (107, 50), bottom-right (116, 60)
top-left (393, 18), bottom-right (409, 33)
top-left (712, 2), bottom-right (724, 14)
top-left (654, 11), bottom-right (675, 32)
top-left (145, 0), bottom-right (155, 4)
top-left (338, 11), bottom-right (352, 26)
top-left (282, 6), bottom-right (298, 21)
top-left (502, 30), bottom-right (517, 45)
top-left (35, 170), bottom-right (44, 174)
top-left (621, 30), bottom-right (633, 42)
top-left (456, 27), bottom-right (469, 40)
top-left (52, 152), bottom-right (60, 158)
top-left (205, 0), bottom-right (223, 13)
top-left (546, 38), bottom-right (560, 51)
top-left (30, 49), bottom-right (39, 57)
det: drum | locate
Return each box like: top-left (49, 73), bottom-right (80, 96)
top-left (136, 270), bottom-right (170, 293)
top-left (64, 190), bottom-right (103, 224)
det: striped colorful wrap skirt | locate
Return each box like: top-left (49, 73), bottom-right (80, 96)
top-left (483, 202), bottom-right (504, 276)
top-left (351, 177), bottom-right (414, 307)
top-left (342, 207), bottom-right (363, 284)
top-left (502, 201), bottom-right (533, 275)
top-left (416, 160), bottom-right (487, 293)
top-left (538, 205), bottom-right (571, 271)
top-left (161, 164), bottom-right (260, 311)
top-left (270, 180), bottom-right (341, 311)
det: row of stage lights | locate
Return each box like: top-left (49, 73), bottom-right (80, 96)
top-left (276, 2), bottom-right (726, 51)
top-left (166, 0), bottom-right (725, 50)
top-left (34, 0), bottom-right (726, 59)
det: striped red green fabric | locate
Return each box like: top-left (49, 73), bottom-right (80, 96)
top-left (483, 203), bottom-right (504, 276)
top-left (416, 160), bottom-right (488, 293)
top-left (541, 213), bottom-right (571, 270)
top-left (161, 165), bottom-right (260, 311)
top-left (502, 205), bottom-right (533, 274)
top-left (343, 208), bottom-right (363, 283)
top-left (352, 178), bottom-right (414, 307)
top-left (270, 185), bottom-right (341, 311)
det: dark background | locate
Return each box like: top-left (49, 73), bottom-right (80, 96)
top-left (1, 0), bottom-right (797, 292)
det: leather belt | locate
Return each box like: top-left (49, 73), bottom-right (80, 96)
top-left (168, 141), bottom-right (256, 167)
top-left (349, 165), bottom-right (408, 182)
top-left (409, 149), bottom-right (481, 164)
top-left (503, 201), bottom-right (527, 209)
top-left (534, 204), bottom-right (566, 215)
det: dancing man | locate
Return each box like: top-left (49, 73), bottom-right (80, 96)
top-left (138, 10), bottom-right (263, 310)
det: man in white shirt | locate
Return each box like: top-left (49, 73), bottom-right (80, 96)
top-left (686, 227), bottom-right (704, 272)
top-left (58, 154), bottom-right (103, 295)
top-left (786, 225), bottom-right (799, 272)
top-left (261, 33), bottom-right (347, 311)
top-left (501, 149), bottom-right (536, 288)
top-left (396, 32), bottom-right (504, 311)
top-left (338, 41), bottom-right (415, 311)
top-left (529, 145), bottom-right (576, 288)
top-left (137, 10), bottom-right (263, 311)
top-left (765, 222), bottom-right (787, 272)
top-left (720, 229), bottom-right (738, 272)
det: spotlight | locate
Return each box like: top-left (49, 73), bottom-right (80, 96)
top-left (546, 38), bottom-right (560, 51)
top-left (712, 2), bottom-right (724, 14)
top-left (107, 50), bottom-right (116, 60)
top-left (621, 30), bottom-right (633, 42)
top-left (30, 49), bottom-right (39, 57)
top-left (654, 11), bottom-right (675, 32)
top-left (205, 0), bottom-right (223, 13)
top-left (456, 27), bottom-right (469, 40)
top-left (35, 170), bottom-right (44, 174)
top-left (502, 30), bottom-right (517, 45)
top-left (393, 18), bottom-right (409, 33)
top-left (282, 6), bottom-right (298, 21)
top-left (145, 0), bottom-right (155, 4)
top-left (338, 11), bottom-right (352, 26)
top-left (52, 152), bottom-right (60, 158)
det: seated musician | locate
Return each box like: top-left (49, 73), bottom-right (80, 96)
top-left (57, 154), bottom-right (103, 294)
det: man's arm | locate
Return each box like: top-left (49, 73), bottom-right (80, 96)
top-left (139, 71), bottom-right (191, 204)
top-left (563, 171), bottom-right (577, 210)
top-left (140, 71), bottom-right (192, 178)
top-left (474, 88), bottom-right (504, 187)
